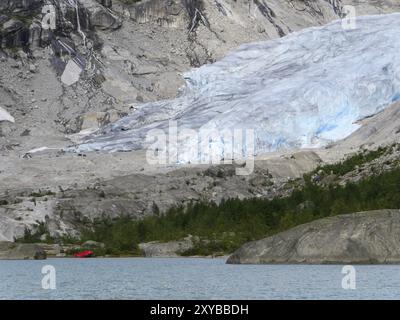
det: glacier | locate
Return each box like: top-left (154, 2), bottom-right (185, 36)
top-left (72, 13), bottom-right (400, 163)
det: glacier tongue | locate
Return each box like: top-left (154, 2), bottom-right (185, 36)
top-left (73, 13), bottom-right (400, 161)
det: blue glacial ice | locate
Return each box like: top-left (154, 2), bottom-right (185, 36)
top-left (73, 13), bottom-right (400, 162)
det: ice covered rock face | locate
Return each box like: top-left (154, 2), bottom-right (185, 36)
top-left (74, 13), bottom-right (400, 162)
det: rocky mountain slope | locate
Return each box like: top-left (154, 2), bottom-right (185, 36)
top-left (1, 0), bottom-right (398, 155)
top-left (0, 150), bottom-right (323, 241)
top-left (0, 0), bottom-right (340, 157)
top-left (1, 0), bottom-right (400, 242)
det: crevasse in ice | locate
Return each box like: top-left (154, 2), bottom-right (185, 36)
top-left (72, 13), bottom-right (400, 162)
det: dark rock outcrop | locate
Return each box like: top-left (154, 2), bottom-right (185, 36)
top-left (129, 0), bottom-right (201, 28)
top-left (227, 210), bottom-right (400, 264)
top-left (0, 0), bottom-right (43, 14)
top-left (0, 241), bottom-right (46, 260)
top-left (80, 0), bottom-right (121, 31)
top-left (0, 0), bottom-right (120, 50)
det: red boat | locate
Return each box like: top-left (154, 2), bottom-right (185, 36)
top-left (74, 250), bottom-right (94, 258)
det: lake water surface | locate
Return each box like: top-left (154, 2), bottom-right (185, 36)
top-left (0, 258), bottom-right (399, 299)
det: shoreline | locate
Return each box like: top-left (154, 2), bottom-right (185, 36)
top-left (44, 255), bottom-right (230, 260)
top-left (3, 256), bottom-right (400, 266)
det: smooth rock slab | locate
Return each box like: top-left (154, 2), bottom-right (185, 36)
top-left (0, 242), bottom-right (46, 260)
top-left (227, 210), bottom-right (400, 264)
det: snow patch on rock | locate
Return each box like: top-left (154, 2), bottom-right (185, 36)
top-left (0, 107), bottom-right (15, 123)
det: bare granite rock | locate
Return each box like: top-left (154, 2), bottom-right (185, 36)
top-left (227, 210), bottom-right (400, 264)
top-left (139, 236), bottom-right (195, 257)
top-left (0, 241), bottom-right (46, 260)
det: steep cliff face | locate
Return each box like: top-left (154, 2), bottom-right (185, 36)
top-left (0, 0), bottom-right (121, 49)
top-left (0, 0), bottom-right (42, 48)
top-left (129, 0), bottom-right (191, 27)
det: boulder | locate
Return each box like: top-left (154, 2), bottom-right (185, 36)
top-left (0, 242), bottom-right (47, 260)
top-left (96, 0), bottom-right (112, 8)
top-left (129, 0), bottom-right (189, 28)
top-left (81, 240), bottom-right (105, 249)
top-left (139, 237), bottom-right (194, 257)
top-left (80, 0), bottom-right (122, 30)
top-left (227, 210), bottom-right (400, 264)
top-left (36, 243), bottom-right (76, 256)
top-left (0, 18), bottom-right (30, 48)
